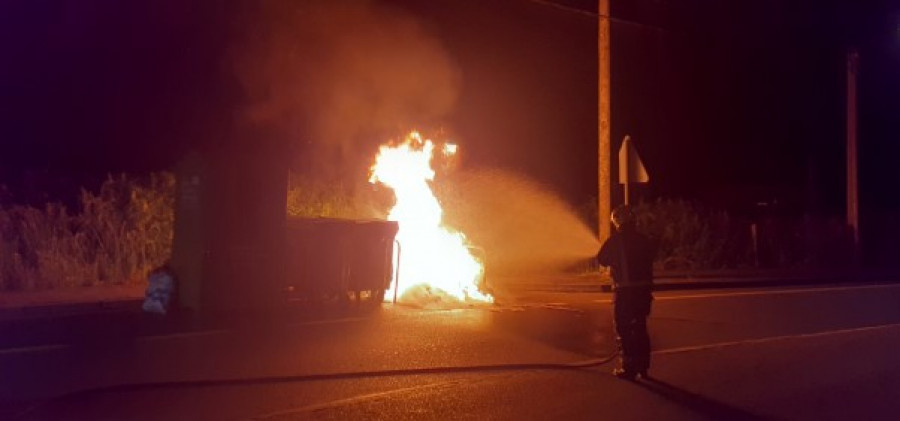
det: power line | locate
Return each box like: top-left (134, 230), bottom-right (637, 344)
top-left (526, 0), bottom-right (668, 32)
top-left (527, 0), bottom-right (596, 18)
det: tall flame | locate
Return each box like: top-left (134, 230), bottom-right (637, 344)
top-left (369, 131), bottom-right (491, 303)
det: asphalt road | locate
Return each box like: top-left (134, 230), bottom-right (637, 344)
top-left (3, 282), bottom-right (900, 420)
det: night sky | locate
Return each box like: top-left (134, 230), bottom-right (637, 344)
top-left (0, 0), bottom-right (897, 217)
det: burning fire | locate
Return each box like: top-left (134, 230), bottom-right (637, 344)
top-left (369, 131), bottom-right (491, 303)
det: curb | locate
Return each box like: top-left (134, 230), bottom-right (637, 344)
top-left (500, 274), bottom-right (900, 294)
top-left (649, 276), bottom-right (866, 292)
top-left (0, 299), bottom-right (143, 322)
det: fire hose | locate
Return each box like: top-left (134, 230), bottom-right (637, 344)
top-left (29, 352), bottom-right (620, 399)
top-left (15, 350), bottom-right (619, 419)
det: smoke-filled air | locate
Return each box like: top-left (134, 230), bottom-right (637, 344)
top-left (231, 0), bottom-right (460, 182)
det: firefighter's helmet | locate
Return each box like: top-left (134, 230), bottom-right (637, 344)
top-left (611, 205), bottom-right (635, 229)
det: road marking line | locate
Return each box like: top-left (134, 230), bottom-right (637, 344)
top-left (261, 382), bottom-right (460, 417)
top-left (654, 322), bottom-right (900, 355)
top-left (592, 283), bottom-right (900, 303)
top-left (0, 344), bottom-right (68, 356)
top-left (289, 316), bottom-right (369, 327)
top-left (249, 376), bottom-right (503, 419)
top-left (138, 329), bottom-right (230, 342)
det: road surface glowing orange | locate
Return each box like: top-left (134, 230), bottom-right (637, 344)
top-left (369, 131), bottom-right (491, 303)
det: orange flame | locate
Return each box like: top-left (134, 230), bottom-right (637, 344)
top-left (369, 131), bottom-right (491, 303)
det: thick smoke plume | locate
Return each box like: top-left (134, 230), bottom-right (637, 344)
top-left (232, 0), bottom-right (460, 181)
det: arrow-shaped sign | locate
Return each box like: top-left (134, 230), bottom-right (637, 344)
top-left (618, 135), bottom-right (649, 204)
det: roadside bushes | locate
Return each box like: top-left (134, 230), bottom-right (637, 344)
top-left (632, 199), bottom-right (753, 270)
top-left (286, 176), bottom-right (358, 219)
top-left (286, 173), bottom-right (388, 219)
top-left (626, 199), bottom-right (850, 271)
top-left (0, 174), bottom-right (174, 291)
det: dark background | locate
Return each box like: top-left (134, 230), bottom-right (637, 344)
top-left (0, 0), bottom-right (897, 217)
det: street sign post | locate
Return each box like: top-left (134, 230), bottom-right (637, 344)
top-left (618, 135), bottom-right (649, 205)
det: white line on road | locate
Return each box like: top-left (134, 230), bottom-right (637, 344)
top-left (138, 329), bottom-right (230, 342)
top-left (592, 283), bottom-right (900, 303)
top-left (248, 373), bottom-right (516, 419)
top-left (249, 380), bottom-right (467, 419)
top-left (654, 322), bottom-right (900, 355)
top-left (288, 316), bottom-right (369, 327)
top-left (0, 344), bottom-right (68, 356)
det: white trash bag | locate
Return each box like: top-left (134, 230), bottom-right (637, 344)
top-left (143, 267), bottom-right (175, 315)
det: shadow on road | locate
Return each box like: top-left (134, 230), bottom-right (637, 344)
top-left (637, 377), bottom-right (767, 421)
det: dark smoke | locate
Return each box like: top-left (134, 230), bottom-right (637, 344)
top-left (232, 0), bottom-right (460, 181)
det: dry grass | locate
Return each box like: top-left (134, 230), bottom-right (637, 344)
top-left (0, 173), bottom-right (174, 291)
top-left (286, 172), bottom-right (388, 219)
top-left (631, 199), bottom-right (850, 270)
top-left (633, 199), bottom-right (752, 270)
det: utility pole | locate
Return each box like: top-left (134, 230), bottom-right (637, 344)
top-left (598, 0), bottom-right (611, 243)
top-left (846, 49), bottom-right (860, 266)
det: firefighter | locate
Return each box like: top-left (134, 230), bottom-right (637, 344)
top-left (596, 205), bottom-right (656, 380)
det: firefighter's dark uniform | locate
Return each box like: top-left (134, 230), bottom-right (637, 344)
top-left (597, 225), bottom-right (655, 378)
